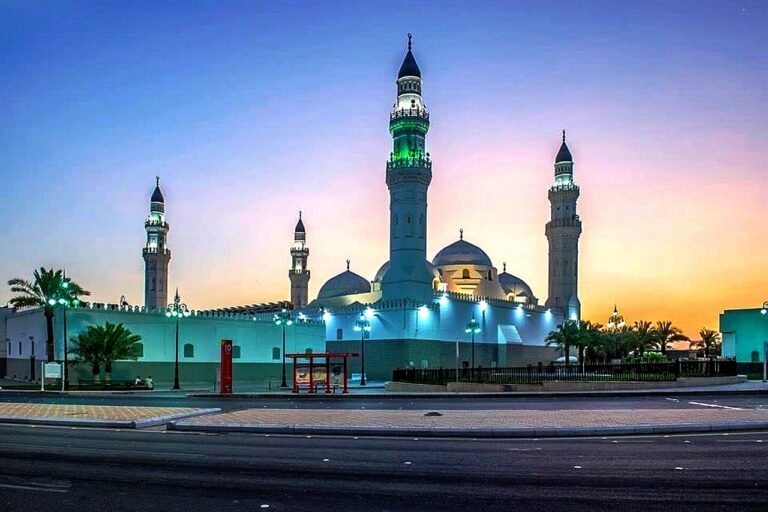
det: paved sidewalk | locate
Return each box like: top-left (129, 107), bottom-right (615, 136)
top-left (0, 403), bottom-right (220, 428)
top-left (170, 407), bottom-right (768, 437)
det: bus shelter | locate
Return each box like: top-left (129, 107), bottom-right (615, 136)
top-left (286, 352), bottom-right (358, 394)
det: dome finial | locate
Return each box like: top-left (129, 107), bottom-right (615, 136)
top-left (299, 210), bottom-right (302, 220)
top-left (346, 259), bottom-right (350, 271)
top-left (503, 262), bottom-right (506, 272)
top-left (562, 129), bottom-right (566, 143)
top-left (460, 228), bottom-right (463, 240)
top-left (407, 33), bottom-right (412, 51)
top-left (156, 175), bottom-right (160, 187)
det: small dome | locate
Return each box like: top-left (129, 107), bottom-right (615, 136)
top-left (398, 50), bottom-right (421, 79)
top-left (318, 269), bottom-right (371, 299)
top-left (498, 271), bottom-right (535, 299)
top-left (433, 239), bottom-right (493, 268)
top-left (555, 141), bottom-right (572, 163)
top-left (374, 260), bottom-right (440, 283)
top-left (295, 215), bottom-right (305, 233)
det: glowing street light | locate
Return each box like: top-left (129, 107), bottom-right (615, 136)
top-left (465, 316), bottom-right (481, 376)
top-left (607, 305), bottom-right (625, 331)
top-left (166, 289), bottom-right (191, 390)
top-left (354, 313), bottom-right (372, 386)
top-left (273, 308), bottom-right (293, 388)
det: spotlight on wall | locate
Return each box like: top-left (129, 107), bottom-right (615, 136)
top-left (418, 305), bottom-right (429, 320)
top-left (364, 307), bottom-right (375, 320)
top-left (479, 300), bottom-right (488, 312)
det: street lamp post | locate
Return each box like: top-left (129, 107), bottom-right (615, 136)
top-left (760, 301), bottom-right (768, 382)
top-left (273, 309), bottom-right (293, 388)
top-left (465, 316), bottom-right (481, 378)
top-left (49, 278), bottom-right (80, 391)
top-left (354, 311), bottom-right (372, 386)
top-left (165, 289), bottom-right (190, 390)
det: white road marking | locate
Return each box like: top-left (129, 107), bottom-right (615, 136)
top-left (573, 466), bottom-right (582, 469)
top-left (323, 458), bottom-right (329, 462)
top-left (404, 461), bottom-right (412, 465)
top-left (674, 467), bottom-right (684, 470)
top-left (688, 401), bottom-right (743, 410)
top-left (665, 398), bottom-right (679, 402)
top-left (0, 483), bottom-right (68, 493)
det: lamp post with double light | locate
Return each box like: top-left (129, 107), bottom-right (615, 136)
top-left (273, 308), bottom-right (293, 388)
top-left (165, 289), bottom-right (190, 390)
top-left (465, 316), bottom-right (481, 378)
top-left (48, 278), bottom-right (80, 390)
top-left (354, 308), bottom-right (373, 386)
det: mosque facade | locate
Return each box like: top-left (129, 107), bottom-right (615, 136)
top-left (275, 36), bottom-right (584, 378)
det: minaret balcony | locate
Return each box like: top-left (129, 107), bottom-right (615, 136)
top-left (387, 154), bottom-right (432, 171)
top-left (550, 183), bottom-right (579, 193)
top-left (143, 247), bottom-right (171, 256)
top-left (390, 108), bottom-right (429, 122)
top-left (145, 219), bottom-right (169, 228)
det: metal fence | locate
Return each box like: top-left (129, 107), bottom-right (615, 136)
top-left (392, 360), bottom-right (737, 385)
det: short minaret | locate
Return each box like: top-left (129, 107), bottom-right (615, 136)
top-left (289, 211), bottom-right (310, 308)
top-left (143, 177), bottom-right (171, 311)
top-left (382, 33), bottom-right (433, 301)
top-left (545, 131), bottom-right (582, 320)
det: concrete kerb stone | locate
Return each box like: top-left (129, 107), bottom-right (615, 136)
top-left (131, 408), bottom-right (222, 429)
top-left (168, 420), bottom-right (768, 438)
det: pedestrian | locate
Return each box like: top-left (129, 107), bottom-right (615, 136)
top-left (145, 376), bottom-right (154, 390)
top-left (134, 375), bottom-right (142, 385)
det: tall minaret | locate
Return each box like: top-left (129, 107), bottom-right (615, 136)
top-left (545, 131), bottom-right (582, 320)
top-left (143, 177), bottom-right (171, 311)
top-left (289, 211), bottom-right (310, 308)
top-left (381, 34), bottom-right (433, 301)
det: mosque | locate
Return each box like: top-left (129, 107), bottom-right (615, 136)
top-left (2, 36), bottom-right (583, 384)
top-left (273, 35), bottom-right (583, 377)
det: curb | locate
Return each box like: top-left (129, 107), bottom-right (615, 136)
top-left (0, 408), bottom-right (221, 430)
top-left (167, 420), bottom-right (768, 438)
top-left (185, 387), bottom-right (768, 400)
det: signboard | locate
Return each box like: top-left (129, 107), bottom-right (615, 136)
top-left (294, 365), bottom-right (328, 388)
top-left (220, 339), bottom-right (233, 395)
top-left (44, 362), bottom-right (62, 379)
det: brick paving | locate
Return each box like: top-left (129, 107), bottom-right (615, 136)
top-left (0, 403), bottom-right (202, 422)
top-left (176, 407), bottom-right (768, 430)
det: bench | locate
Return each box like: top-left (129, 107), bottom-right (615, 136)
top-left (75, 380), bottom-right (151, 390)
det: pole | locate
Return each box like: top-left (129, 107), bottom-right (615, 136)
top-left (471, 331), bottom-right (475, 380)
top-left (455, 337), bottom-right (459, 383)
top-left (360, 328), bottom-right (367, 386)
top-left (63, 306), bottom-right (69, 390)
top-left (281, 324), bottom-right (287, 388)
top-left (763, 341), bottom-right (767, 383)
top-left (172, 316), bottom-right (181, 390)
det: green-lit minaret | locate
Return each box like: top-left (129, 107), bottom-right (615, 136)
top-left (381, 34), bottom-right (434, 301)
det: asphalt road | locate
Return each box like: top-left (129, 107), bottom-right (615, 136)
top-left (0, 424), bottom-right (766, 512)
top-left (0, 391), bottom-right (767, 412)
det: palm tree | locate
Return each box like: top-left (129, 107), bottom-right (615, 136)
top-left (69, 322), bottom-right (142, 382)
top-left (545, 321), bottom-right (583, 366)
top-left (632, 321), bottom-right (658, 357)
top-left (691, 328), bottom-right (721, 358)
top-left (8, 267), bottom-right (90, 362)
top-left (69, 326), bottom-right (106, 381)
top-left (655, 321), bottom-right (689, 355)
top-left (101, 322), bottom-right (143, 381)
top-left (579, 321), bottom-right (604, 364)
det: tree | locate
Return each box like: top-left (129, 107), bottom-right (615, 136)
top-left (69, 326), bottom-right (106, 381)
top-left (545, 321), bottom-right (583, 366)
top-left (101, 322), bottom-right (143, 381)
top-left (579, 320), bottom-right (604, 364)
top-left (691, 328), bottom-right (721, 358)
top-left (8, 267), bottom-right (89, 362)
top-left (68, 322), bottom-right (142, 382)
top-left (655, 321), bottom-right (689, 355)
top-left (632, 321), bottom-right (658, 357)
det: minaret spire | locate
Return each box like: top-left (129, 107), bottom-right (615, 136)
top-left (289, 211), bottom-right (310, 308)
top-left (562, 129), bottom-right (566, 143)
top-left (143, 178), bottom-right (171, 311)
top-left (407, 33), bottom-right (412, 51)
top-left (346, 259), bottom-right (350, 271)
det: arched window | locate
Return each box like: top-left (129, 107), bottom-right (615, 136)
top-left (272, 347), bottom-right (281, 360)
top-left (462, 269), bottom-right (470, 279)
top-left (752, 350), bottom-right (760, 362)
top-left (183, 343), bottom-right (194, 358)
top-left (233, 345), bottom-right (241, 359)
top-left (336, 328), bottom-right (343, 340)
top-left (136, 343), bottom-right (144, 358)
top-left (487, 270), bottom-right (492, 281)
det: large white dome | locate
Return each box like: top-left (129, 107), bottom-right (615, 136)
top-left (433, 239), bottom-right (493, 267)
top-left (318, 270), bottom-right (371, 299)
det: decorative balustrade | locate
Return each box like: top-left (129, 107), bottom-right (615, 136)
top-left (390, 108), bottom-right (430, 122)
top-left (550, 183), bottom-right (580, 193)
top-left (386, 155), bottom-right (432, 170)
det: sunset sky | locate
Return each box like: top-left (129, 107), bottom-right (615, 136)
top-left (2, 1), bottom-right (767, 338)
